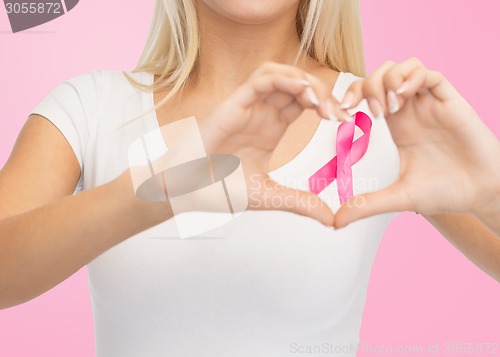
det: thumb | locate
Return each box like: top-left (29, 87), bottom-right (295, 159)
top-left (334, 183), bottom-right (412, 228)
top-left (252, 179), bottom-right (335, 227)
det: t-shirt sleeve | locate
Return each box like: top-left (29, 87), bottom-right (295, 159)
top-left (28, 70), bottom-right (103, 192)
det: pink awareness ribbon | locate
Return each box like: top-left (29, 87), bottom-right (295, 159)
top-left (308, 111), bottom-right (372, 205)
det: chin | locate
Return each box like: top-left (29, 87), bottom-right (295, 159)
top-left (199, 0), bottom-right (300, 25)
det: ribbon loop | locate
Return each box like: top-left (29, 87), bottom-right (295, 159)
top-left (308, 111), bottom-right (372, 205)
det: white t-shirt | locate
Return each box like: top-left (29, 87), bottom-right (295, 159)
top-left (30, 70), bottom-right (400, 357)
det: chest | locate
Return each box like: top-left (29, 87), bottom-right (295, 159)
top-left (154, 95), bottom-right (323, 172)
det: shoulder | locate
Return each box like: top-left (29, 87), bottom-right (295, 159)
top-left (31, 69), bottom-right (151, 129)
top-left (60, 69), bottom-right (150, 95)
top-left (53, 70), bottom-right (152, 117)
top-left (47, 70), bottom-right (107, 112)
top-left (59, 70), bottom-right (105, 95)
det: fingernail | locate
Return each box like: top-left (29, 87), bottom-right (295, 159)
top-left (298, 79), bottom-right (311, 87)
top-left (367, 98), bottom-right (383, 118)
top-left (305, 86), bottom-right (320, 106)
top-left (396, 81), bottom-right (409, 95)
top-left (387, 90), bottom-right (400, 114)
top-left (342, 112), bottom-right (353, 122)
top-left (340, 91), bottom-right (354, 109)
top-left (326, 100), bottom-right (338, 121)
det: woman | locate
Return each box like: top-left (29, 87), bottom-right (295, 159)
top-left (0, 1), bottom-right (497, 356)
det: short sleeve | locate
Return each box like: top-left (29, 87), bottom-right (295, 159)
top-left (28, 70), bottom-right (103, 192)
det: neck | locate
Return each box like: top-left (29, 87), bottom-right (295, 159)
top-left (190, 3), bottom-right (310, 99)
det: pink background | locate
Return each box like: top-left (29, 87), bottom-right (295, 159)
top-left (0, 1), bottom-right (499, 356)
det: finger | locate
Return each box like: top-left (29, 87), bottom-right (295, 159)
top-left (264, 77), bottom-right (323, 113)
top-left (333, 183), bottom-right (413, 228)
top-left (277, 93), bottom-right (340, 125)
top-left (273, 187), bottom-right (335, 227)
top-left (423, 70), bottom-right (460, 102)
top-left (238, 74), bottom-right (338, 121)
top-left (383, 58), bottom-right (458, 107)
top-left (304, 73), bottom-right (350, 122)
top-left (234, 74), bottom-right (310, 109)
top-left (382, 58), bottom-right (429, 114)
top-left (384, 67), bottom-right (428, 116)
top-left (340, 79), bottom-right (385, 120)
top-left (383, 57), bottom-right (425, 94)
top-left (341, 61), bottom-right (396, 116)
top-left (278, 101), bottom-right (303, 124)
top-left (252, 62), bottom-right (336, 117)
top-left (261, 78), bottom-right (334, 117)
top-left (338, 79), bottom-right (374, 116)
top-left (264, 91), bottom-right (296, 111)
top-left (256, 75), bottom-right (311, 98)
top-left (249, 62), bottom-right (348, 122)
top-left (251, 61), bottom-right (309, 80)
top-left (250, 176), bottom-right (335, 227)
top-left (394, 68), bottom-right (427, 100)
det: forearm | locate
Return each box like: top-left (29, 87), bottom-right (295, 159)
top-left (421, 139), bottom-right (500, 282)
top-left (472, 180), bottom-right (500, 236)
top-left (424, 213), bottom-right (500, 282)
top-left (473, 209), bottom-right (500, 237)
top-left (0, 172), bottom-right (171, 309)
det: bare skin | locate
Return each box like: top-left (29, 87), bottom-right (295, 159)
top-left (1, 0), bottom-right (498, 312)
top-left (0, 118), bottom-right (171, 308)
top-left (154, 66), bottom-right (340, 172)
top-left (0, 0), bottom-right (346, 308)
top-left (337, 58), bottom-right (500, 281)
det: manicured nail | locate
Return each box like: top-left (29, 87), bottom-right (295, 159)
top-left (342, 112), bottom-right (353, 122)
top-left (387, 90), bottom-right (400, 114)
top-left (326, 99), bottom-right (338, 121)
top-left (396, 81), bottom-right (409, 95)
top-left (298, 79), bottom-right (311, 87)
top-left (305, 86), bottom-right (320, 106)
top-left (340, 91), bottom-right (354, 109)
top-left (367, 98), bottom-right (383, 118)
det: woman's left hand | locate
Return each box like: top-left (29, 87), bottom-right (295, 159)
top-left (334, 58), bottom-right (500, 228)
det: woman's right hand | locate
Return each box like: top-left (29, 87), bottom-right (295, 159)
top-left (197, 62), bottom-right (349, 226)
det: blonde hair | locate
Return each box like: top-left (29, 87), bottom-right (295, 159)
top-left (123, 0), bottom-right (365, 120)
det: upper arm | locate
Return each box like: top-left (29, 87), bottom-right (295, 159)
top-left (0, 114), bottom-right (81, 219)
top-left (0, 71), bottom-right (102, 219)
